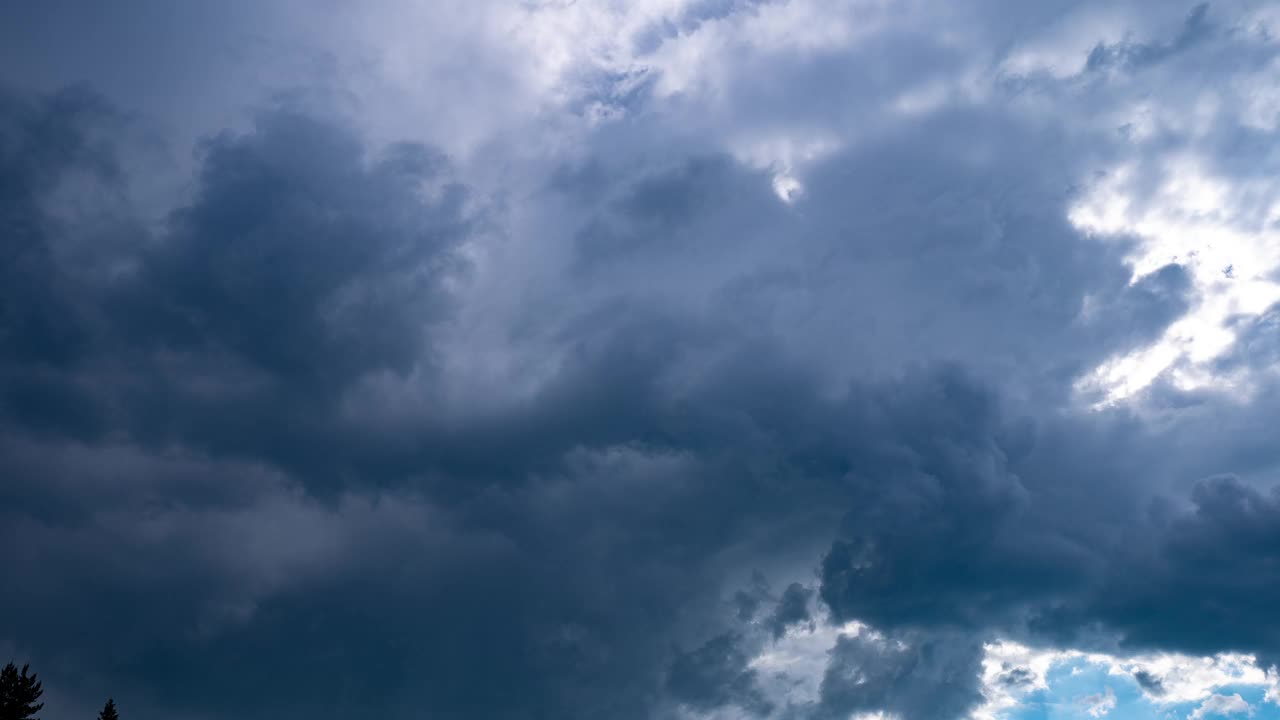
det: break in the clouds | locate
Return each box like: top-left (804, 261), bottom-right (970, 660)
top-left (4, 2), bottom-right (1280, 719)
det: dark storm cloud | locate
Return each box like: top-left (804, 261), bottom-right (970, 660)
top-left (106, 108), bottom-right (470, 479)
top-left (5, 2), bottom-right (1280, 720)
top-left (547, 105), bottom-right (1198, 419)
top-left (768, 583), bottom-right (815, 639)
top-left (815, 631), bottom-right (986, 720)
top-left (817, 424), bottom-right (1280, 665)
top-left (120, 115), bottom-right (462, 383)
top-left (570, 154), bottom-right (783, 272)
top-left (0, 85), bottom-right (474, 484)
top-left (0, 86), bottom-right (124, 441)
top-left (733, 571), bottom-right (773, 622)
top-left (3, 122), bottom-right (1016, 713)
top-left (0, 75), bottom-right (1270, 720)
top-left (0, 87), bottom-right (617, 720)
top-left (0, 85), bottom-right (1233, 720)
top-left (1097, 475), bottom-right (1280, 661)
top-left (667, 633), bottom-right (774, 717)
top-left (0, 86), bottom-right (832, 718)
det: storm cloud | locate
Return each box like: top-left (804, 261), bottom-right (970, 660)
top-left (4, 2), bottom-right (1280, 720)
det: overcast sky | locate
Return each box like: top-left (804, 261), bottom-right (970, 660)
top-left (3, 2), bottom-right (1280, 719)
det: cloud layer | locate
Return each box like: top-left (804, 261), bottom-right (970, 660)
top-left (3, 2), bottom-right (1280, 719)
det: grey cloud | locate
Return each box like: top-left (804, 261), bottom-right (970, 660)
top-left (0, 86), bottom-right (125, 440)
top-left (1133, 669), bottom-right (1166, 695)
top-left (815, 630), bottom-right (986, 720)
top-left (1086, 4), bottom-right (1212, 72)
top-left (1097, 476), bottom-right (1280, 662)
top-left (733, 571), bottom-right (774, 622)
top-left (119, 109), bottom-right (465, 380)
top-left (0, 79), bottom-right (1240, 720)
top-left (5, 3), bottom-right (1280, 720)
top-left (1214, 303), bottom-right (1280, 374)
top-left (768, 583), bottom-right (815, 639)
top-left (667, 633), bottom-right (774, 717)
top-left (998, 666), bottom-right (1036, 688)
top-left (818, 430), bottom-right (1280, 666)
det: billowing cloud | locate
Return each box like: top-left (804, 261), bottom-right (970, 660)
top-left (3, 2), bottom-right (1280, 720)
top-left (1192, 693), bottom-right (1254, 720)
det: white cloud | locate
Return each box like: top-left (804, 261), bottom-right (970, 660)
top-left (749, 619), bottom-right (869, 709)
top-left (1073, 146), bottom-right (1280, 405)
top-left (1112, 652), bottom-right (1272, 705)
top-left (1190, 693), bottom-right (1253, 720)
top-left (971, 642), bottom-right (1280, 720)
top-left (973, 641), bottom-right (1071, 720)
top-left (1081, 686), bottom-right (1117, 717)
top-left (738, 632), bottom-right (1280, 720)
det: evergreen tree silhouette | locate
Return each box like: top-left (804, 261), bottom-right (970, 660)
top-left (97, 698), bottom-right (118, 720)
top-left (0, 662), bottom-right (44, 720)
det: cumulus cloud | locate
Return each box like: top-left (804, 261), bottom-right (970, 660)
top-left (1080, 686), bottom-right (1117, 717)
top-left (1191, 693), bottom-right (1254, 720)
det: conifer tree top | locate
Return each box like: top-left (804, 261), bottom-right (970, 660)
top-left (0, 661), bottom-right (45, 720)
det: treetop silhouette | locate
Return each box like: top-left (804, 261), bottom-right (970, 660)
top-left (0, 661), bottom-right (44, 720)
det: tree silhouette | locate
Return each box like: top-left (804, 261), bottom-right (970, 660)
top-left (0, 662), bottom-right (44, 720)
top-left (97, 698), bottom-right (118, 720)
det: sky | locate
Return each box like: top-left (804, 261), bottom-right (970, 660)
top-left (2, 1), bottom-right (1280, 719)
